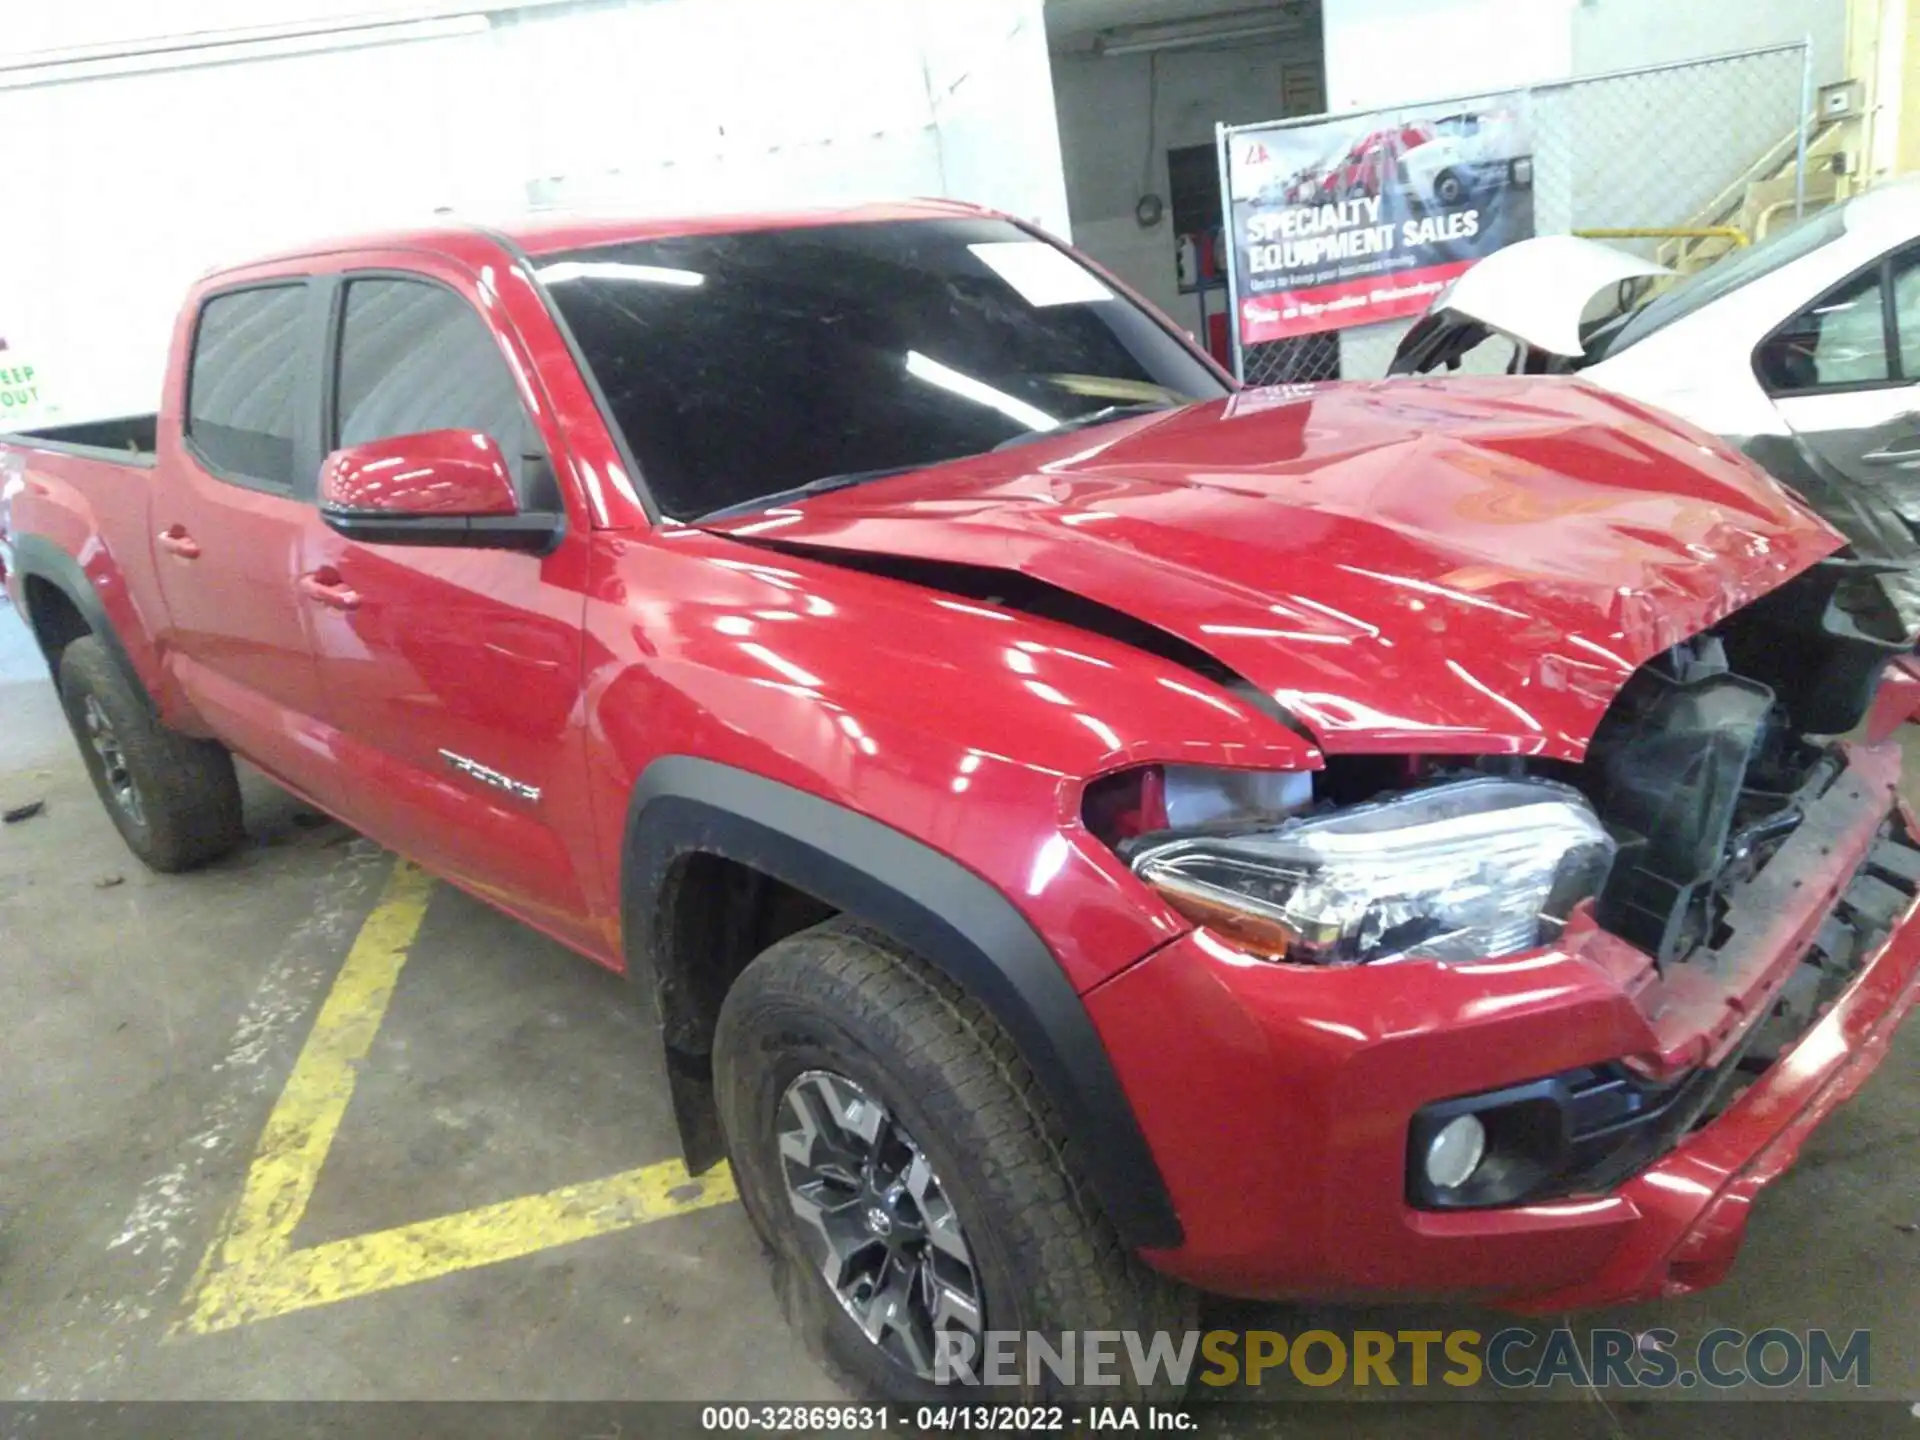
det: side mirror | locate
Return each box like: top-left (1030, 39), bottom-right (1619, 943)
top-left (318, 429), bottom-right (562, 552)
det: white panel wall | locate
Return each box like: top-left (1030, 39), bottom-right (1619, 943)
top-left (920, 0), bottom-right (1072, 238)
top-left (523, 0), bottom-right (1069, 227)
top-left (1321, 0), bottom-right (1576, 111)
top-left (0, 25), bottom-right (510, 424)
top-left (1050, 37), bottom-right (1323, 328)
top-left (1321, 0), bottom-right (1577, 377)
top-left (514, 0), bottom-right (946, 215)
top-left (1571, 0), bottom-right (1843, 85)
top-left (1, 0), bottom-right (1072, 424)
top-left (1, 2), bottom-right (469, 57)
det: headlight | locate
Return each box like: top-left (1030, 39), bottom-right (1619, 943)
top-left (1129, 777), bottom-right (1615, 965)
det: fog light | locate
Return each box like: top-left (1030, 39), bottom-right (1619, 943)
top-left (1424, 1114), bottom-right (1486, 1190)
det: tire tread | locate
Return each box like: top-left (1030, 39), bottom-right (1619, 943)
top-left (57, 636), bottom-right (244, 872)
top-left (717, 916), bottom-right (1193, 1402)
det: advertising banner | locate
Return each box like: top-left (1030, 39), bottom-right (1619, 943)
top-left (1227, 93), bottom-right (1535, 343)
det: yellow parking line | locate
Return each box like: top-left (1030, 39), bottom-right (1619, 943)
top-left (186, 1157), bottom-right (736, 1332)
top-left (220, 860), bottom-right (434, 1265)
top-left (179, 859), bottom-right (736, 1335)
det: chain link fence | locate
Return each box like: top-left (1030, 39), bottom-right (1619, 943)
top-left (1222, 42), bottom-right (1812, 387)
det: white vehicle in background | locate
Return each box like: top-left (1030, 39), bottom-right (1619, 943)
top-left (1391, 176), bottom-right (1920, 621)
top-left (1399, 108), bottom-right (1532, 209)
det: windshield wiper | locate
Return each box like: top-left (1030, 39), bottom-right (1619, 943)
top-left (691, 465), bottom-right (926, 524)
top-left (991, 402), bottom-right (1176, 451)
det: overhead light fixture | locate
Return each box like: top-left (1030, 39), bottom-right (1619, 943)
top-left (1093, 7), bottom-right (1304, 57)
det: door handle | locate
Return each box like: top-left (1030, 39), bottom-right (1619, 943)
top-left (1862, 442), bottom-right (1920, 468)
top-left (157, 525), bottom-right (201, 560)
top-left (1861, 411), bottom-right (1920, 466)
top-left (298, 568), bottom-right (361, 612)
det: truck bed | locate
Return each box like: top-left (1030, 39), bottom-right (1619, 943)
top-left (1, 417), bottom-right (164, 682)
top-left (2, 415), bottom-right (157, 466)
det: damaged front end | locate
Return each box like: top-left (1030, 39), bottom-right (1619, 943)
top-left (1559, 554), bottom-right (1915, 977)
top-left (1087, 557), bottom-right (1920, 1211)
top-left (1388, 706), bottom-right (1918, 1212)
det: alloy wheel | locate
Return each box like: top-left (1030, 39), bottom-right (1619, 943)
top-left (778, 1069), bottom-right (985, 1378)
top-left (82, 694), bottom-right (145, 828)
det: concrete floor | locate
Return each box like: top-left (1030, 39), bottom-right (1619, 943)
top-left (1, 594), bottom-right (1915, 1432)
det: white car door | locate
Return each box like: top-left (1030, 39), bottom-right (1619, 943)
top-left (1763, 243), bottom-right (1920, 518)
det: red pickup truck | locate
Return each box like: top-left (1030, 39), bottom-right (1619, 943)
top-left (5, 202), bottom-right (1920, 1401)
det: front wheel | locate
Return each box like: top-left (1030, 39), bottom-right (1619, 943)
top-left (714, 918), bottom-right (1194, 1404)
top-left (57, 636), bottom-right (245, 871)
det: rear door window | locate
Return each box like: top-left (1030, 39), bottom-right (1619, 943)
top-left (1892, 246), bottom-right (1920, 378)
top-left (185, 284), bottom-right (309, 491)
top-left (1756, 267), bottom-right (1892, 392)
top-left (1757, 244), bottom-right (1920, 395)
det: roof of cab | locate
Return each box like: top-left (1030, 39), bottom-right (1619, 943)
top-left (212, 198), bottom-right (998, 276)
top-left (501, 197), bottom-right (996, 255)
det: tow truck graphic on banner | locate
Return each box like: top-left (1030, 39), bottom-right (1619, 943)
top-left (1228, 96), bottom-right (1536, 343)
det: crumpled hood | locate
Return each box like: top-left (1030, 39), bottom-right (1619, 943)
top-left (701, 378), bottom-right (1842, 760)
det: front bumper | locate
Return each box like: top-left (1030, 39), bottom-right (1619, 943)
top-left (1085, 744), bottom-right (1920, 1308)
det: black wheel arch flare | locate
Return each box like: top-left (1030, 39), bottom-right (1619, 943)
top-left (10, 533), bottom-right (155, 713)
top-left (621, 754), bottom-right (1185, 1252)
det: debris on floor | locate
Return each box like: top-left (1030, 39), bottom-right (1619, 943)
top-left (3, 800), bottom-right (45, 824)
top-left (94, 874), bottom-right (124, 889)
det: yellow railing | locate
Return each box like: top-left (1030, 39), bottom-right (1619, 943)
top-left (1572, 225), bottom-right (1751, 248)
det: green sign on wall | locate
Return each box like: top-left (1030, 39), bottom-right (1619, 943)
top-left (0, 337), bottom-right (55, 425)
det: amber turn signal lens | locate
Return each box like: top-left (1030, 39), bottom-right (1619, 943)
top-left (1147, 883), bottom-right (1299, 959)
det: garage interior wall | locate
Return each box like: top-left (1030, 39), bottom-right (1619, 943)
top-left (518, 1), bottom-right (1067, 230)
top-left (0, 0), bottom-right (1066, 425)
top-left (1321, 0), bottom-right (1575, 111)
top-left (920, 0), bottom-right (1074, 254)
top-left (1857, 0), bottom-right (1920, 183)
top-left (1318, 0), bottom-right (1577, 375)
top-left (1049, 28), bottom-right (1325, 333)
top-left (1319, 0), bottom-right (1842, 376)
top-left (1572, 0), bottom-right (1846, 85)
top-left (1563, 0), bottom-right (1847, 246)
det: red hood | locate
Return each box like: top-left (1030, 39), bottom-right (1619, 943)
top-left (701, 378), bottom-right (1842, 760)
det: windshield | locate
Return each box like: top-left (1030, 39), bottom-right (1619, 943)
top-left (1587, 206), bottom-right (1848, 361)
top-left (535, 218), bottom-right (1226, 520)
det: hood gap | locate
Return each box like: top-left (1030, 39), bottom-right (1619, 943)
top-left (715, 532), bottom-right (1316, 742)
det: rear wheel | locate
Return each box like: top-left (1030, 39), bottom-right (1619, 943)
top-left (57, 637), bottom-right (245, 871)
top-left (713, 917), bottom-right (1195, 1403)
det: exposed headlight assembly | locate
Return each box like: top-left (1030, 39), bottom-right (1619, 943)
top-left (1130, 777), bottom-right (1615, 966)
